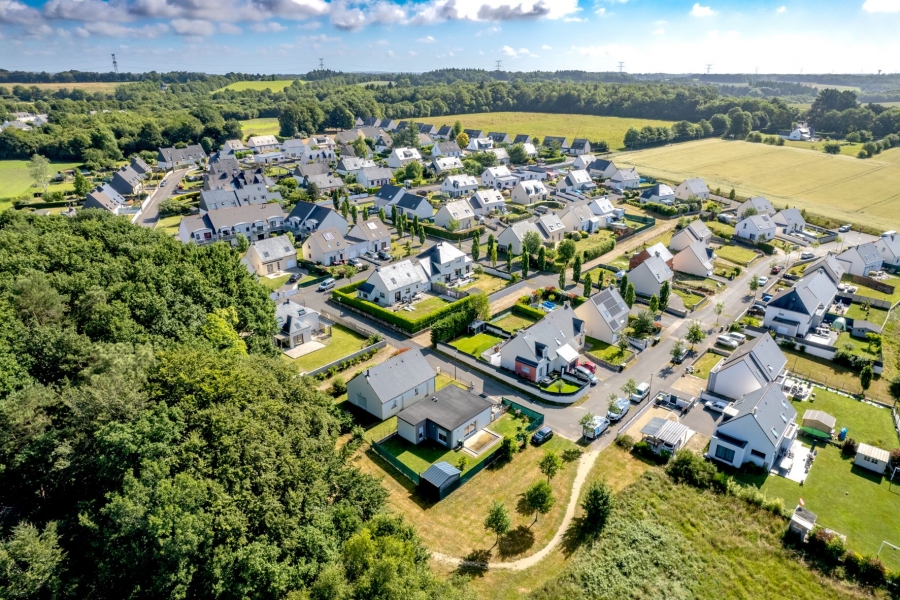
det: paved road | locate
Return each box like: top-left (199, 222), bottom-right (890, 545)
top-left (138, 168), bottom-right (189, 228)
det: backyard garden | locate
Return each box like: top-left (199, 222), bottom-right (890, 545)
top-left (714, 244), bottom-right (760, 266)
top-left (282, 323), bottom-right (367, 373)
top-left (450, 332), bottom-right (504, 358)
top-left (690, 351), bottom-right (725, 379)
top-left (584, 336), bottom-right (634, 365)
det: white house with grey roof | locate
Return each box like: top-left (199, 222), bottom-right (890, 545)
top-left (373, 184), bottom-right (406, 208)
top-left (669, 220), bottom-right (712, 253)
top-left (706, 333), bottom-right (787, 402)
top-left (274, 300), bottom-right (322, 350)
top-left (303, 228), bottom-right (367, 265)
top-left (442, 174), bottom-right (479, 198)
top-left (572, 154), bottom-right (597, 170)
top-left (536, 213), bottom-right (566, 244)
top-left (836, 243), bottom-right (884, 276)
top-left (511, 180), bottom-right (549, 205)
top-left (199, 184), bottom-right (281, 213)
top-left (773, 209), bottom-right (806, 235)
top-left (673, 242), bottom-right (715, 277)
top-left (559, 204), bottom-right (602, 233)
top-left (244, 235), bottom-right (297, 276)
top-left (396, 385), bottom-right (493, 448)
top-left (497, 220), bottom-right (542, 255)
top-left (417, 242), bottom-right (473, 284)
top-left (639, 183), bottom-right (675, 205)
top-left (560, 169), bottom-right (597, 193)
top-left (674, 177), bottom-right (709, 200)
top-left (738, 197), bottom-right (776, 218)
top-left (708, 382), bottom-right (798, 471)
top-left (247, 135), bottom-right (280, 153)
top-left (346, 348), bottom-right (437, 420)
top-left (336, 156), bottom-right (376, 176)
top-left (434, 199), bottom-right (476, 230)
top-left (487, 147), bottom-right (510, 165)
top-left (499, 304), bottom-right (585, 382)
top-left (357, 166), bottom-right (394, 188)
top-left (875, 234), bottom-right (900, 267)
top-left (587, 159), bottom-right (618, 179)
top-left (287, 201), bottom-right (349, 235)
top-left (735, 214), bottom-right (776, 242)
top-left (575, 287), bottom-right (630, 344)
top-left (432, 156), bottom-right (465, 174)
top-left (468, 189), bottom-right (506, 215)
top-left (482, 166), bottom-right (518, 190)
top-left (357, 259), bottom-right (431, 306)
top-left (83, 184), bottom-right (128, 215)
top-left (387, 147), bottom-right (422, 169)
top-left (158, 144), bottom-right (207, 169)
top-left (763, 270), bottom-right (838, 337)
top-left (609, 167), bottom-right (640, 190)
top-left (109, 165), bottom-right (144, 197)
top-left (586, 196), bottom-right (623, 226)
top-left (346, 218), bottom-right (391, 254)
top-left (432, 140), bottom-right (462, 157)
top-left (569, 139), bottom-right (591, 156)
top-left (628, 255), bottom-right (673, 298)
top-left (179, 203), bottom-right (286, 245)
top-left (395, 193), bottom-right (434, 221)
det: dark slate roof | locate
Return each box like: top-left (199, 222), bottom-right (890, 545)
top-left (513, 134), bottom-right (531, 144)
top-left (716, 333), bottom-right (786, 384)
top-left (436, 140), bottom-right (461, 154)
top-left (571, 138), bottom-right (589, 149)
top-left (158, 144), bottom-right (206, 164)
top-left (354, 348), bottom-right (435, 403)
top-left (109, 165), bottom-right (143, 195)
top-left (374, 184), bottom-right (405, 202)
top-left (727, 382), bottom-right (796, 446)
top-left (287, 201), bottom-right (343, 227)
top-left (130, 156), bottom-right (151, 174)
top-left (436, 125), bottom-right (452, 136)
top-left (588, 158), bottom-right (614, 171)
top-left (421, 462), bottom-right (460, 488)
top-left (487, 132), bottom-right (509, 143)
top-left (767, 271), bottom-right (835, 316)
top-left (358, 282), bottom-right (375, 294)
top-left (294, 162), bottom-right (330, 178)
top-left (396, 194), bottom-right (429, 210)
top-left (396, 385), bottom-right (493, 430)
top-left (543, 136), bottom-right (568, 147)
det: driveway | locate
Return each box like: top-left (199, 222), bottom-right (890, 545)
top-left (138, 168), bottom-right (189, 228)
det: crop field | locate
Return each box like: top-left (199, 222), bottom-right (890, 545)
top-left (617, 138), bottom-right (900, 231)
top-left (10, 81), bottom-right (121, 93)
top-left (426, 112), bottom-right (676, 149)
top-left (238, 118), bottom-right (280, 138)
top-left (221, 79), bottom-right (300, 92)
top-left (0, 160), bottom-right (84, 207)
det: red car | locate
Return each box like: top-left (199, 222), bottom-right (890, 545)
top-left (579, 362), bottom-right (596, 373)
top-left (770, 266), bottom-right (784, 275)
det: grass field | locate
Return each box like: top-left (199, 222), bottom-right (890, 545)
top-left (0, 160), bottom-right (84, 203)
top-left (783, 347), bottom-right (893, 402)
top-left (798, 387), bottom-right (897, 449)
top-left (714, 244), bottom-right (759, 266)
top-left (843, 274), bottom-right (900, 304)
top-left (449, 332), bottom-right (503, 357)
top-left (221, 79), bottom-right (300, 92)
top-left (11, 81), bottom-right (121, 93)
top-left (282, 324), bottom-right (366, 373)
top-left (492, 311), bottom-right (538, 332)
top-left (238, 117), bottom-right (281, 138)
top-left (427, 112), bottom-right (676, 149)
top-left (154, 215), bottom-right (182, 236)
top-left (781, 139), bottom-right (867, 157)
top-left (616, 138), bottom-right (900, 231)
top-left (459, 272), bottom-right (509, 295)
top-left (673, 287), bottom-right (705, 309)
top-left (691, 351), bottom-right (724, 379)
top-left (585, 336), bottom-right (634, 364)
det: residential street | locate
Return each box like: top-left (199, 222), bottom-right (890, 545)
top-left (137, 168), bottom-right (189, 228)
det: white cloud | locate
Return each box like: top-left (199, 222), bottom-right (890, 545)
top-left (541, 44), bottom-right (552, 50)
top-left (300, 33), bottom-right (341, 48)
top-left (74, 21), bottom-right (170, 38)
top-left (777, 5), bottom-right (787, 13)
top-left (654, 19), bottom-right (667, 25)
top-left (476, 25), bottom-right (501, 36)
top-left (862, 0), bottom-right (900, 12)
top-left (219, 23), bottom-right (242, 34)
top-left (387, 49), bottom-right (395, 57)
top-left (417, 35), bottom-right (436, 42)
top-left (501, 45), bottom-right (536, 58)
top-left (564, 17), bottom-right (585, 22)
top-left (170, 18), bottom-right (217, 36)
top-left (595, 7), bottom-right (608, 16)
top-left (652, 28), bottom-right (665, 35)
top-left (0, 0), bottom-right (41, 25)
top-left (412, 0), bottom-right (581, 24)
top-left (250, 21), bottom-right (288, 32)
top-left (373, 38), bottom-right (389, 45)
top-left (690, 3), bottom-right (716, 17)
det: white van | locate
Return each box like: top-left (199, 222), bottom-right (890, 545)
top-left (728, 332), bottom-right (747, 344)
top-left (631, 382), bottom-right (651, 403)
top-left (883, 230), bottom-right (897, 238)
top-left (800, 251), bottom-right (815, 260)
top-left (716, 335), bottom-right (739, 349)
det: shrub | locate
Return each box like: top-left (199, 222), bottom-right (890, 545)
top-left (841, 437), bottom-right (859, 457)
top-left (740, 461), bottom-right (766, 476)
top-left (498, 436), bottom-right (516, 461)
top-left (666, 450), bottom-right (716, 488)
top-left (615, 434), bottom-right (635, 451)
top-left (889, 448), bottom-right (900, 470)
top-left (329, 376), bottom-right (347, 397)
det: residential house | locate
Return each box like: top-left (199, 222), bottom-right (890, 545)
top-left (83, 185), bottom-right (128, 214)
top-left (780, 123), bottom-right (813, 141)
top-left (706, 333), bottom-right (787, 401)
top-left (467, 137), bottom-right (494, 152)
top-left (373, 184), bottom-right (406, 208)
top-left (442, 174), bottom-right (479, 198)
top-left (346, 348), bottom-right (437, 420)
top-left (569, 139), bottom-right (591, 156)
top-left (875, 234), bottom-right (900, 267)
top-left (432, 140), bottom-right (462, 158)
top-left (802, 254), bottom-right (846, 285)
top-left (157, 144), bottom-right (207, 169)
top-left (469, 189), bottom-right (506, 215)
top-left (108, 165), bottom-right (144, 197)
top-left (560, 169), bottom-right (597, 193)
top-left (511, 180), bottom-right (549, 205)
top-left (244, 235), bottom-right (297, 276)
top-left (357, 259), bottom-right (431, 306)
top-left (387, 147), bottom-right (422, 169)
top-left (418, 242), bottom-right (473, 283)
top-left (542, 136), bottom-right (569, 152)
top-left (575, 287), bottom-right (630, 344)
top-left (417, 133), bottom-right (434, 147)
top-left (247, 135), bottom-right (281, 153)
top-left (639, 183), bottom-right (676, 205)
top-left (303, 228), bottom-right (366, 264)
top-left (536, 213), bottom-right (566, 245)
top-left (513, 134), bottom-right (532, 144)
top-left (251, 151), bottom-right (285, 165)
top-left (673, 242), bottom-right (715, 277)
top-left (418, 123), bottom-right (438, 136)
top-left (628, 255), bottom-right (673, 298)
top-left (333, 129), bottom-right (364, 145)
top-left (836, 243), bottom-right (884, 276)
top-left (374, 134), bottom-right (393, 153)
top-left (669, 220), bottom-right (712, 253)
top-left (357, 166), bottom-right (394, 189)
top-left (434, 199), bottom-right (476, 230)
top-left (514, 165), bottom-right (551, 181)
top-left (0, 120), bottom-right (31, 132)
top-left (629, 242), bottom-right (674, 270)
top-left (434, 125), bottom-right (453, 140)
top-left (763, 270), bottom-right (838, 337)
top-left (674, 178), bottom-right (710, 201)
top-left (130, 156), bottom-right (151, 176)
top-left (488, 132), bottom-right (511, 144)
top-left (179, 204), bottom-right (286, 245)
top-left (709, 382), bottom-right (798, 471)
top-left (499, 304), bottom-right (585, 381)
top-left (308, 135), bottom-right (337, 152)
top-left (395, 193), bottom-right (434, 220)
top-left (347, 218), bottom-right (391, 254)
top-left (640, 418), bottom-right (694, 455)
top-left (302, 173), bottom-right (343, 194)
top-left (336, 156), bottom-right (376, 176)
top-left (773, 209), bottom-right (806, 234)
top-left (738, 197), bottom-right (776, 218)
top-left (482, 166), bottom-right (518, 190)
top-left (521, 143), bottom-right (538, 158)
top-left (587, 159), bottom-right (618, 179)
top-left (294, 162), bottom-right (330, 179)
top-left (199, 184), bottom-right (281, 213)
top-left (735, 214), bottom-right (776, 242)
top-left (282, 138), bottom-right (310, 160)
top-left (287, 201), bottom-right (349, 235)
top-left (379, 119), bottom-right (398, 131)
top-left (497, 220), bottom-right (543, 255)
top-left (338, 144), bottom-right (358, 158)
top-left (609, 167), bottom-right (640, 190)
top-left (432, 156), bottom-right (464, 174)
top-left (274, 300), bottom-right (322, 350)
top-left (572, 154), bottom-right (597, 170)
top-left (487, 147), bottom-right (510, 165)
top-left (586, 196), bottom-right (623, 226)
top-left (463, 129), bottom-right (485, 140)
top-left (559, 204), bottom-right (602, 233)
top-left (396, 385), bottom-right (493, 448)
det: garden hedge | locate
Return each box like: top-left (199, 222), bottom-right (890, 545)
top-left (421, 224), bottom-right (485, 241)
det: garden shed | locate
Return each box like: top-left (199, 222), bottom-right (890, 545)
top-left (854, 443), bottom-right (889, 474)
top-left (801, 410), bottom-right (836, 439)
top-left (419, 461), bottom-right (461, 501)
top-left (788, 505), bottom-right (817, 542)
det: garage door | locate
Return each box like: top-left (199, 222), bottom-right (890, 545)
top-left (776, 326), bottom-right (788, 335)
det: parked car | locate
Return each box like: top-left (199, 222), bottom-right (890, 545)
top-left (716, 334), bottom-right (740, 349)
top-left (288, 273), bottom-right (301, 284)
top-left (574, 366), bottom-right (598, 385)
top-left (757, 276), bottom-right (769, 286)
top-left (582, 416), bottom-right (610, 440)
top-left (539, 375), bottom-right (554, 386)
top-left (579, 361), bottom-right (596, 373)
top-left (706, 399), bottom-right (730, 413)
top-left (800, 251), bottom-right (815, 260)
top-left (348, 258), bottom-right (362, 268)
top-left (377, 250), bottom-right (392, 261)
top-left (607, 397), bottom-right (631, 422)
top-left (317, 278), bottom-right (336, 292)
top-left (671, 347), bottom-right (687, 364)
top-left (631, 382), bottom-right (651, 403)
top-left (364, 251), bottom-right (376, 259)
top-left (770, 265), bottom-right (783, 275)
top-left (531, 426), bottom-right (554, 445)
top-left (728, 332), bottom-right (747, 344)
top-left (838, 224), bottom-right (852, 233)
top-left (883, 230), bottom-right (897, 238)
top-left (762, 293), bottom-right (773, 302)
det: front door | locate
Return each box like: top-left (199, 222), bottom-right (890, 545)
top-left (395, 291), bottom-right (401, 302)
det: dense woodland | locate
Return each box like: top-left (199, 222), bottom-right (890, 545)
top-left (0, 211), bottom-right (470, 599)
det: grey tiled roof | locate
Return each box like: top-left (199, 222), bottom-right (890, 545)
top-left (396, 384), bottom-right (492, 430)
top-left (356, 348), bottom-right (435, 403)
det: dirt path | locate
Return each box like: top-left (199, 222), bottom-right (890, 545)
top-left (430, 447), bottom-right (601, 571)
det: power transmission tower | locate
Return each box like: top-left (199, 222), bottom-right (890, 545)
top-left (617, 61), bottom-right (625, 73)
top-left (495, 60), bottom-right (502, 71)
top-left (111, 53), bottom-right (118, 75)
top-left (706, 64), bottom-right (712, 75)
top-left (318, 58), bottom-right (325, 70)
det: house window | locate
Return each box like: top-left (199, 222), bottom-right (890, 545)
top-left (464, 422), bottom-right (477, 437)
top-left (750, 449), bottom-right (766, 459)
top-left (714, 445), bottom-right (735, 462)
top-left (266, 263), bottom-right (275, 274)
top-left (438, 431), bottom-right (447, 443)
top-left (521, 366), bottom-right (530, 374)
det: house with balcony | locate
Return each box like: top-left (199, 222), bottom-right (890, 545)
top-left (357, 259), bottom-right (431, 306)
top-left (179, 203), bottom-right (286, 245)
top-left (482, 166), bottom-right (518, 190)
top-left (499, 304), bottom-right (585, 382)
top-left (417, 242), bottom-right (473, 284)
top-left (387, 147), bottom-right (423, 169)
top-left (274, 300), bottom-right (322, 350)
top-left (442, 174), bottom-right (479, 198)
top-left (303, 228), bottom-right (367, 265)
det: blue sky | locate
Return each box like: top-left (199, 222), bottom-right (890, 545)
top-left (2, 0), bottom-right (900, 74)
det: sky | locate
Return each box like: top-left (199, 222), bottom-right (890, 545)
top-left (2, 0), bottom-right (900, 74)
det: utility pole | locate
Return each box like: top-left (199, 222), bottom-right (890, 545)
top-left (111, 53), bottom-right (118, 75)
top-left (318, 58), bottom-right (325, 70)
top-left (706, 64), bottom-right (712, 75)
top-left (495, 60), bottom-right (502, 71)
top-left (617, 61), bottom-right (625, 73)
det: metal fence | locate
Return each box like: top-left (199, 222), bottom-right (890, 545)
top-left (370, 433), bottom-right (420, 485)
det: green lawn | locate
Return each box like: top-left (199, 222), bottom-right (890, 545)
top-left (796, 387), bottom-right (897, 449)
top-left (642, 230), bottom-right (674, 249)
top-left (564, 231), bottom-right (616, 263)
top-left (538, 379), bottom-right (583, 394)
top-left (691, 351), bottom-right (724, 379)
top-left (377, 430), bottom-right (496, 475)
top-left (449, 333), bottom-right (503, 357)
top-left (706, 221), bottom-right (735, 239)
top-left (783, 347), bottom-right (893, 402)
top-left (673, 287), bottom-right (704, 309)
top-left (585, 336), bottom-right (634, 364)
top-left (844, 303), bottom-right (889, 326)
top-left (607, 255), bottom-right (631, 270)
top-left (0, 159), bottom-right (84, 204)
top-left (714, 244), bottom-right (759, 266)
top-left (836, 332), bottom-right (880, 359)
top-left (492, 312), bottom-right (538, 332)
top-left (238, 118), bottom-right (281, 138)
top-left (408, 295), bottom-right (452, 316)
top-left (787, 263), bottom-right (808, 277)
top-left (283, 324), bottom-right (367, 373)
top-left (459, 272), bottom-right (508, 295)
top-left (155, 215), bottom-right (182, 236)
top-left (843, 274), bottom-right (900, 304)
top-left (222, 79), bottom-right (300, 92)
top-left (260, 273), bottom-right (291, 290)
top-left (735, 443), bottom-right (900, 572)
top-left (713, 260), bottom-right (741, 279)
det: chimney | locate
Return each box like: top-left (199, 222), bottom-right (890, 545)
top-left (365, 369), bottom-right (369, 378)
top-left (752, 407), bottom-right (758, 416)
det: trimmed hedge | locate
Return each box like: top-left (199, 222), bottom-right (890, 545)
top-left (544, 157), bottom-right (566, 165)
top-left (513, 303), bottom-right (546, 321)
top-left (756, 241), bottom-right (776, 255)
top-left (583, 237), bottom-right (616, 262)
top-left (421, 224), bottom-right (485, 241)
